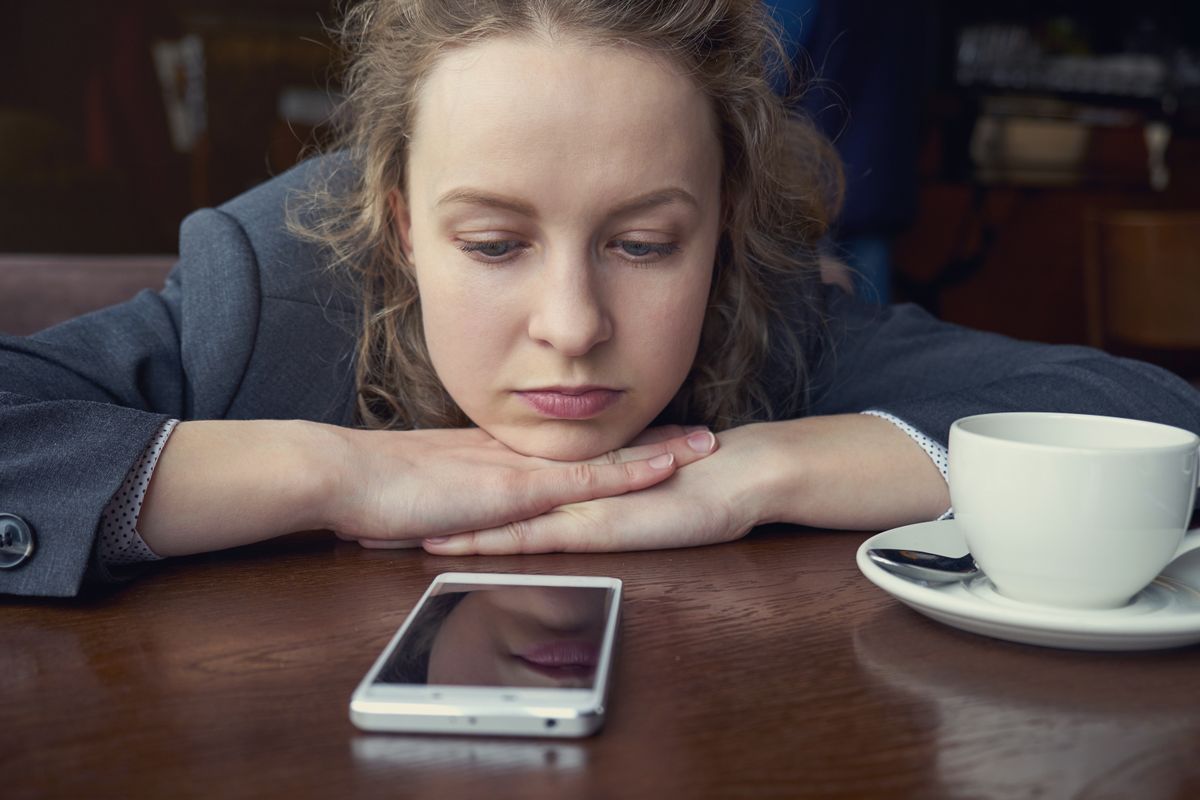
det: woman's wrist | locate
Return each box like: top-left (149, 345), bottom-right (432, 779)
top-left (741, 415), bottom-right (950, 531)
top-left (304, 421), bottom-right (372, 536)
top-left (277, 419), bottom-right (353, 534)
top-left (735, 419), bottom-right (810, 527)
top-left (694, 421), bottom-right (802, 532)
top-left (138, 419), bottom-right (348, 556)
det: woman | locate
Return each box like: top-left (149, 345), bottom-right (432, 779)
top-left (2, 0), bottom-right (1198, 598)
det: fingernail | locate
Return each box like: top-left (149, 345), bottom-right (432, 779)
top-left (684, 424), bottom-right (709, 434)
top-left (424, 536), bottom-right (449, 544)
top-left (687, 430), bottom-right (716, 453)
top-left (648, 453), bottom-right (675, 470)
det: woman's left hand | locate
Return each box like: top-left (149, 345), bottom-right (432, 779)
top-left (418, 423), bottom-right (777, 555)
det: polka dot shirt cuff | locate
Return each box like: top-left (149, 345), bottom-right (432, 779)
top-left (861, 410), bottom-right (953, 521)
top-left (96, 419), bottom-right (179, 567)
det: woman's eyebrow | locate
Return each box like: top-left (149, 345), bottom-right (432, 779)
top-left (609, 188), bottom-right (700, 218)
top-left (436, 189), bottom-right (536, 217)
top-left (434, 187), bottom-right (699, 218)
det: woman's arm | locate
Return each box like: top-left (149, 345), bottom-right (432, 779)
top-left (136, 419), bottom-right (719, 557)
top-left (753, 414), bottom-right (949, 530)
top-left (135, 420), bottom-right (331, 556)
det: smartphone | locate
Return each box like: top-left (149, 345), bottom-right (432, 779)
top-left (350, 572), bottom-right (622, 738)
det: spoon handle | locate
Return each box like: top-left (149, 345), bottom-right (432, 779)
top-left (867, 547), bottom-right (979, 584)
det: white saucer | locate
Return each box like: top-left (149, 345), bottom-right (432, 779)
top-left (856, 519), bottom-right (1200, 651)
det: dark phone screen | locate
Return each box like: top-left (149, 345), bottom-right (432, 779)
top-left (374, 584), bottom-right (614, 688)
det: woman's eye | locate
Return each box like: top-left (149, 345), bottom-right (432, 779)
top-left (612, 240), bottom-right (680, 262)
top-left (458, 240), bottom-right (525, 261)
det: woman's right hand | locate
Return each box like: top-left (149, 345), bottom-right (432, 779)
top-left (325, 425), bottom-right (719, 545)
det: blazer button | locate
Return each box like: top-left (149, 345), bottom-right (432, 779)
top-left (0, 513), bottom-right (35, 569)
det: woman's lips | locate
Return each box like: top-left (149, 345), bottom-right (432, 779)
top-left (519, 640), bottom-right (600, 667)
top-left (515, 387), bottom-right (622, 420)
top-left (514, 640), bottom-right (600, 681)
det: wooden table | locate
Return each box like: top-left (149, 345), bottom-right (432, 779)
top-left (5, 526), bottom-right (1200, 799)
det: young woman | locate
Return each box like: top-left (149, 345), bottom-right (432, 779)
top-left (3, 0), bottom-right (1198, 597)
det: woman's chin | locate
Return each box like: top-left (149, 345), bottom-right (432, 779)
top-left (484, 421), bottom-right (637, 462)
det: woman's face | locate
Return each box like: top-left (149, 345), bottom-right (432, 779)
top-left (396, 35), bottom-right (722, 460)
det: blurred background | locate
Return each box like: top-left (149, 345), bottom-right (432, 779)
top-left (1, 0), bottom-right (1198, 380)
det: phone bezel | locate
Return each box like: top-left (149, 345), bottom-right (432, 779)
top-left (349, 572), bottom-right (622, 737)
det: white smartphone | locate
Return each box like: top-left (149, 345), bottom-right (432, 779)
top-left (350, 573), bottom-right (622, 738)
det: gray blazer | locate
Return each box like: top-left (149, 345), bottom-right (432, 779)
top-left (3, 157), bottom-right (1199, 597)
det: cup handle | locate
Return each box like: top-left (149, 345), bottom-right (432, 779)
top-left (1179, 528), bottom-right (1200, 559)
top-left (1187, 443), bottom-right (1199, 545)
top-left (1193, 443), bottom-right (1200, 513)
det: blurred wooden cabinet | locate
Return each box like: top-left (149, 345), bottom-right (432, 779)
top-left (0, 0), bottom-right (337, 253)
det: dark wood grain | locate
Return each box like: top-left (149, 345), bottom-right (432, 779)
top-left (4, 526), bottom-right (1199, 799)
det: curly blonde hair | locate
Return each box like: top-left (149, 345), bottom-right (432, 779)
top-left (295, 0), bottom-right (841, 431)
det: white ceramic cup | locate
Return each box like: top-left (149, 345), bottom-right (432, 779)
top-left (948, 412), bottom-right (1200, 609)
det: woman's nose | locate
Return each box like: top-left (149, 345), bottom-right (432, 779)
top-left (526, 258), bottom-right (613, 357)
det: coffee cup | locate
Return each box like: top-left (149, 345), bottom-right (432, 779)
top-left (948, 412), bottom-right (1200, 610)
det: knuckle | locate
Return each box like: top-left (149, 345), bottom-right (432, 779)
top-left (568, 462), bottom-right (599, 492)
top-left (500, 520), bottom-right (535, 552)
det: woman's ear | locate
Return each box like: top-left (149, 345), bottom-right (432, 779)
top-left (388, 189), bottom-right (415, 261)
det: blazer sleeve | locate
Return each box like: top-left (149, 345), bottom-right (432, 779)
top-left (0, 208), bottom-right (261, 597)
top-left (806, 288), bottom-right (1200, 446)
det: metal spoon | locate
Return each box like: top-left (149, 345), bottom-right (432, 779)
top-left (867, 548), bottom-right (980, 584)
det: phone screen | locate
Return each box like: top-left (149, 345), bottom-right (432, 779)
top-left (373, 583), bottom-right (616, 689)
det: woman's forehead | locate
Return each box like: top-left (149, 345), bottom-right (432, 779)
top-left (405, 35), bottom-right (722, 213)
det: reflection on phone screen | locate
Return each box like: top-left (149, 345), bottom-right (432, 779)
top-left (374, 585), bottom-right (611, 689)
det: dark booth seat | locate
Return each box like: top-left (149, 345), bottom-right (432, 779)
top-left (0, 254), bottom-right (175, 336)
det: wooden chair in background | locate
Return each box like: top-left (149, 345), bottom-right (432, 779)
top-left (1084, 210), bottom-right (1200, 385)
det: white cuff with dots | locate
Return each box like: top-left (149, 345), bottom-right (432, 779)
top-left (96, 419), bottom-right (179, 567)
top-left (861, 410), bottom-right (952, 521)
